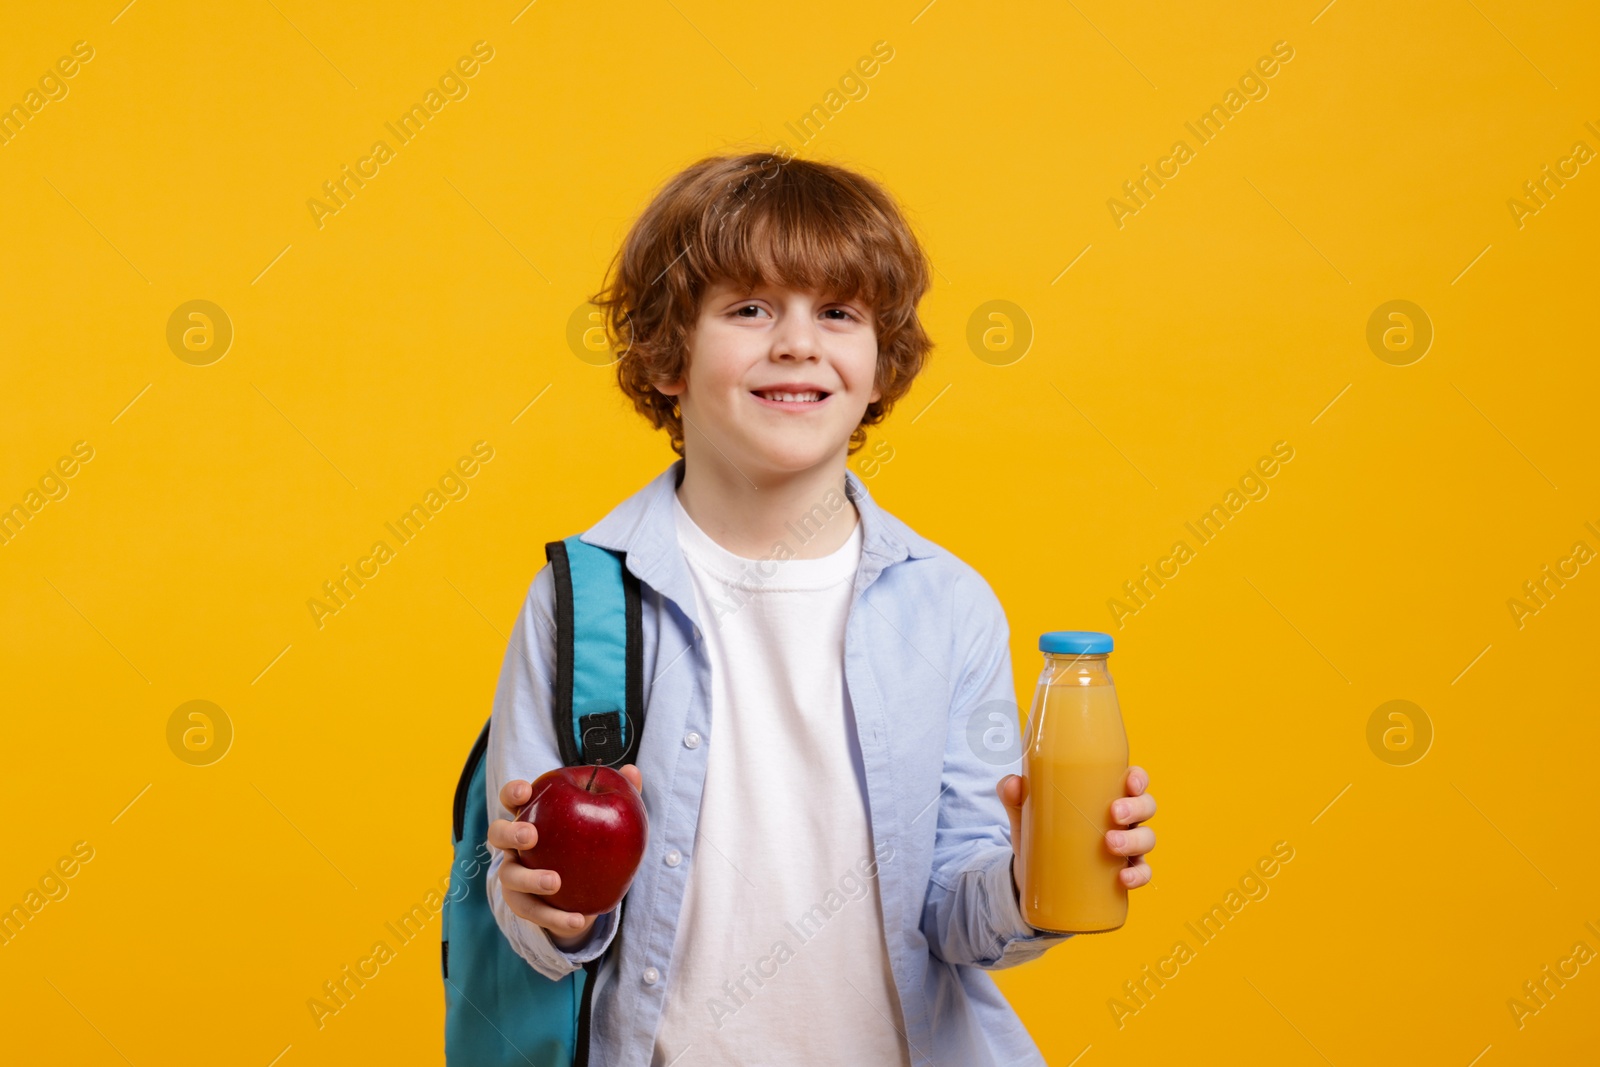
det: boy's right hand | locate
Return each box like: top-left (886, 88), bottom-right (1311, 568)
top-left (488, 765), bottom-right (644, 951)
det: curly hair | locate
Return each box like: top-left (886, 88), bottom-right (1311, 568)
top-left (590, 151), bottom-right (934, 457)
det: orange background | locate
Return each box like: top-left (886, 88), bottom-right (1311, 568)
top-left (2, 1), bottom-right (1597, 1063)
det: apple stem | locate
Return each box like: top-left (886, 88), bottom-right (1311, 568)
top-left (585, 765), bottom-right (599, 792)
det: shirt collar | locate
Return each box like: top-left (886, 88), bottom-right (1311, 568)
top-left (579, 456), bottom-right (936, 630)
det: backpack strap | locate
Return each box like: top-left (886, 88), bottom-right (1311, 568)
top-left (545, 536), bottom-right (645, 766)
top-left (546, 536), bottom-right (646, 1065)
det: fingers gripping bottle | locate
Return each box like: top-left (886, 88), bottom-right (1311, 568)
top-left (1020, 630), bottom-right (1129, 934)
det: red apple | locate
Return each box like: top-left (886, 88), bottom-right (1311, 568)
top-left (515, 765), bottom-right (648, 914)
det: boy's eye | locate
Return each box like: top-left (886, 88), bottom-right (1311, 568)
top-left (733, 304), bottom-right (768, 318)
top-left (822, 308), bottom-right (857, 321)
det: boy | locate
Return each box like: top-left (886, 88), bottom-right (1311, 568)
top-left (484, 153), bottom-right (1157, 1066)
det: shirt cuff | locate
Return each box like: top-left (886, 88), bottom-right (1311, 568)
top-left (983, 848), bottom-right (1074, 952)
top-left (499, 902), bottom-right (618, 976)
top-left (547, 907), bottom-right (618, 964)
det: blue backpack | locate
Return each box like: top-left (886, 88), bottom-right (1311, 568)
top-left (442, 536), bottom-right (646, 1066)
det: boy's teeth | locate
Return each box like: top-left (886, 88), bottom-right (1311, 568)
top-left (759, 391), bottom-right (822, 402)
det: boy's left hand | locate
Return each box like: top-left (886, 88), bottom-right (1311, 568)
top-left (997, 765), bottom-right (1157, 898)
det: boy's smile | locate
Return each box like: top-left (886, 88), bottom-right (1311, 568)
top-left (654, 279), bottom-right (882, 479)
top-left (749, 386), bottom-right (830, 409)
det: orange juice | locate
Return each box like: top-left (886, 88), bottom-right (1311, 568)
top-left (1020, 631), bottom-right (1129, 934)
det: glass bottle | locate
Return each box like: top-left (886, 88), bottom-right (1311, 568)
top-left (1020, 630), bottom-right (1129, 933)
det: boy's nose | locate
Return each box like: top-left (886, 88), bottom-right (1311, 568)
top-left (771, 320), bottom-right (822, 361)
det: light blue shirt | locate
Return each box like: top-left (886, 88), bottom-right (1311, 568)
top-left (486, 457), bottom-right (1071, 1066)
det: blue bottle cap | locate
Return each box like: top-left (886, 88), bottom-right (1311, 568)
top-left (1039, 630), bottom-right (1114, 654)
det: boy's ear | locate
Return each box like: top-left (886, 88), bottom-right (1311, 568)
top-left (654, 376), bottom-right (686, 398)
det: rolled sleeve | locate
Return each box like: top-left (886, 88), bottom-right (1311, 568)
top-left (920, 568), bottom-right (1073, 970)
top-left (978, 846), bottom-right (1074, 966)
top-left (925, 845), bottom-right (1073, 970)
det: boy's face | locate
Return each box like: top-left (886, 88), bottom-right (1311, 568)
top-left (656, 279), bottom-right (881, 478)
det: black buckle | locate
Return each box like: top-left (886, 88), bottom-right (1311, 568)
top-left (578, 710), bottom-right (624, 765)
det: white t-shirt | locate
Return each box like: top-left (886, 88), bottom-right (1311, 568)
top-left (650, 490), bottom-right (911, 1067)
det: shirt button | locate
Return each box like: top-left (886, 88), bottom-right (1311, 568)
top-left (683, 731), bottom-right (701, 749)
top-left (643, 966), bottom-right (660, 986)
top-left (664, 848), bottom-right (681, 867)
